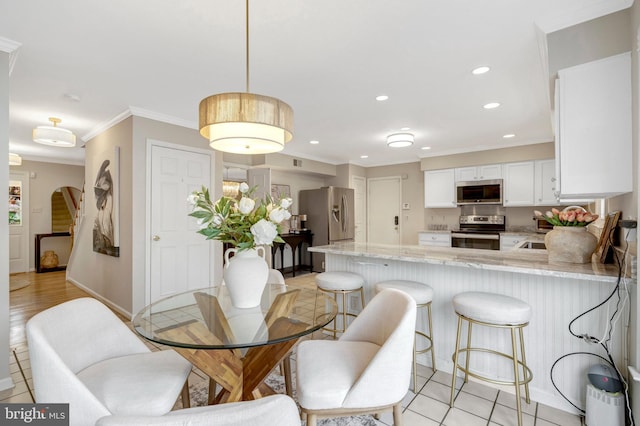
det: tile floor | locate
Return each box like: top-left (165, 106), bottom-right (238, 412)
top-left (3, 272), bottom-right (586, 426)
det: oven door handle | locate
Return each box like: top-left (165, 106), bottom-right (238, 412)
top-left (451, 233), bottom-right (500, 240)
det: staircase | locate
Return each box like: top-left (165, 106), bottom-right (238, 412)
top-left (51, 191), bottom-right (72, 233)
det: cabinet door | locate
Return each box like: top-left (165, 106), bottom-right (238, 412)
top-left (500, 235), bottom-right (527, 251)
top-left (455, 167), bottom-right (478, 182)
top-left (424, 169), bottom-right (456, 208)
top-left (535, 159), bottom-right (557, 206)
top-left (503, 162), bottom-right (534, 206)
top-left (478, 164), bottom-right (502, 180)
top-left (419, 232), bottom-right (451, 247)
top-left (556, 52), bottom-right (631, 198)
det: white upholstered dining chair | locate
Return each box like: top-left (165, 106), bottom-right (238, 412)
top-left (295, 288), bottom-right (417, 426)
top-left (95, 394), bottom-right (301, 426)
top-left (26, 297), bottom-right (192, 426)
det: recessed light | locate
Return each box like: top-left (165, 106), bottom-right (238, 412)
top-left (503, 134), bottom-right (515, 139)
top-left (376, 95), bottom-right (389, 101)
top-left (421, 146), bottom-right (431, 150)
top-left (360, 155), bottom-right (368, 159)
top-left (309, 140), bottom-right (319, 144)
top-left (483, 102), bottom-right (501, 109)
top-left (472, 66), bottom-right (490, 75)
top-left (401, 127), bottom-right (411, 131)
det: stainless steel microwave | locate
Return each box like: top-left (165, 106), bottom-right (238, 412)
top-left (455, 179), bottom-right (503, 205)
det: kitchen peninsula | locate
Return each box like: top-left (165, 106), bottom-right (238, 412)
top-left (309, 242), bottom-right (624, 414)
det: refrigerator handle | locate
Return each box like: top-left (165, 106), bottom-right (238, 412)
top-left (342, 194), bottom-right (348, 234)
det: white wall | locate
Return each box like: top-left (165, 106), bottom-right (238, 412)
top-left (0, 51), bottom-right (13, 391)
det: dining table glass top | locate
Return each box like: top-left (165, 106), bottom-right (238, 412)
top-left (133, 284), bottom-right (338, 350)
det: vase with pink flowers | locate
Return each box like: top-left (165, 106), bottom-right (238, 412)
top-left (533, 206), bottom-right (599, 264)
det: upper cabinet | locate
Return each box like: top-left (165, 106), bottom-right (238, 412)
top-left (455, 164), bottom-right (502, 182)
top-left (534, 159), bottom-right (557, 206)
top-left (555, 52), bottom-right (631, 199)
top-left (424, 169), bottom-right (456, 208)
top-left (502, 162), bottom-right (534, 206)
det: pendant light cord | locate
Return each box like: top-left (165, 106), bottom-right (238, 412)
top-left (245, 0), bottom-right (250, 93)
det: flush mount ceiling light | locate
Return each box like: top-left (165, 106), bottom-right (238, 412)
top-left (32, 117), bottom-right (76, 147)
top-left (9, 153), bottom-right (22, 166)
top-left (199, 0), bottom-right (293, 155)
top-left (387, 132), bottom-right (414, 148)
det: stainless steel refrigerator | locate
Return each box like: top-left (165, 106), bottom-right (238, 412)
top-left (299, 187), bottom-right (355, 272)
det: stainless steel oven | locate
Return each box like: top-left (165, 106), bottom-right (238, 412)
top-left (451, 215), bottom-right (505, 251)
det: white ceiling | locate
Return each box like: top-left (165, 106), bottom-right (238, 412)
top-left (1, 0), bottom-right (632, 167)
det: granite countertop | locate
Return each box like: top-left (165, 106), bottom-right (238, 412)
top-left (309, 241), bottom-right (621, 283)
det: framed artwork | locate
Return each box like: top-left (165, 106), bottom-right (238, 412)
top-left (271, 184), bottom-right (291, 200)
top-left (596, 211), bottom-right (621, 263)
top-left (9, 181), bottom-right (21, 225)
top-left (93, 146), bottom-right (120, 257)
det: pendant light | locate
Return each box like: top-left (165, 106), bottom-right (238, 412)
top-left (9, 153), bottom-right (22, 166)
top-left (33, 117), bottom-right (76, 147)
top-left (199, 0), bottom-right (293, 154)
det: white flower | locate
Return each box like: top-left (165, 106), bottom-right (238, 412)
top-left (280, 198), bottom-right (293, 209)
top-left (187, 192), bottom-right (199, 207)
top-left (239, 182), bottom-right (249, 194)
top-left (212, 214), bottom-right (224, 226)
top-left (269, 207), bottom-right (289, 224)
top-left (238, 197), bottom-right (255, 215)
top-left (251, 219), bottom-right (278, 245)
top-left (196, 217), bottom-right (209, 230)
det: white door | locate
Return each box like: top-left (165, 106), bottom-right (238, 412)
top-left (150, 145), bottom-right (212, 303)
top-left (367, 177), bottom-right (401, 245)
top-left (351, 175), bottom-right (366, 242)
top-left (9, 172), bottom-right (29, 273)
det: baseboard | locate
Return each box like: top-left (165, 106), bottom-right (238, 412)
top-left (65, 277), bottom-right (133, 320)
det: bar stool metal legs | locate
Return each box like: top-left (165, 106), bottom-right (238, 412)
top-left (413, 301), bottom-right (436, 393)
top-left (317, 286), bottom-right (365, 338)
top-left (450, 314), bottom-right (533, 426)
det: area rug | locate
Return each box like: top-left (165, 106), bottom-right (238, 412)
top-left (189, 373), bottom-right (377, 426)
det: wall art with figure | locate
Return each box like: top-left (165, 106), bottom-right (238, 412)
top-left (93, 146), bottom-right (120, 257)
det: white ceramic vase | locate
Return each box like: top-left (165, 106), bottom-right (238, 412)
top-left (223, 246), bottom-right (269, 308)
top-left (544, 226), bottom-right (597, 264)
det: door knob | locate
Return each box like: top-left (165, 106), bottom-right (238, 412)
top-left (153, 235), bottom-right (160, 241)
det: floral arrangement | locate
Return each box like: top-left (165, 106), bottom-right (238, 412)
top-left (534, 207), bottom-right (598, 227)
top-left (188, 182), bottom-right (292, 251)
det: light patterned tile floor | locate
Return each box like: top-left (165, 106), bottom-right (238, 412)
top-left (3, 271), bottom-right (586, 425)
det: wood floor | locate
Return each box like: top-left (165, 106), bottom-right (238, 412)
top-left (10, 271), bottom-right (95, 347)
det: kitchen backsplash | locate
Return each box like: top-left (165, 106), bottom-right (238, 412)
top-left (424, 205), bottom-right (559, 232)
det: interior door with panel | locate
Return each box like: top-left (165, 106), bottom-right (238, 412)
top-left (367, 177), bottom-right (401, 245)
top-left (9, 172), bottom-right (29, 274)
top-left (150, 145), bottom-right (212, 304)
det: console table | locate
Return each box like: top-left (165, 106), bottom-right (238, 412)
top-left (271, 232), bottom-right (313, 277)
top-left (35, 232), bottom-right (71, 273)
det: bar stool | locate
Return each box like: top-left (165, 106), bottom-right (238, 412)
top-left (449, 291), bottom-right (533, 426)
top-left (315, 271), bottom-right (365, 338)
top-left (374, 280), bottom-right (436, 393)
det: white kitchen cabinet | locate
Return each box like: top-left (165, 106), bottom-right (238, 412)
top-left (455, 164), bottom-right (502, 182)
top-left (502, 161), bottom-right (534, 206)
top-left (534, 159), bottom-right (557, 206)
top-left (424, 169), bottom-right (456, 208)
top-left (555, 52), bottom-right (631, 199)
top-left (419, 232), bottom-right (451, 247)
top-left (500, 234), bottom-right (528, 251)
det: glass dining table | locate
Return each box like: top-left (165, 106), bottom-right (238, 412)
top-left (133, 283), bottom-right (338, 403)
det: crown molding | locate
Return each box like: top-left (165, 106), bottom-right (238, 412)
top-left (128, 106), bottom-right (197, 130)
top-left (535, 0), bottom-right (633, 34)
top-left (80, 109), bottom-right (132, 144)
top-left (0, 37), bottom-right (22, 76)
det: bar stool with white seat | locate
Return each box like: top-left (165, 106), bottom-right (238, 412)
top-left (449, 291), bottom-right (533, 426)
top-left (315, 271), bottom-right (365, 338)
top-left (374, 280), bottom-right (436, 393)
